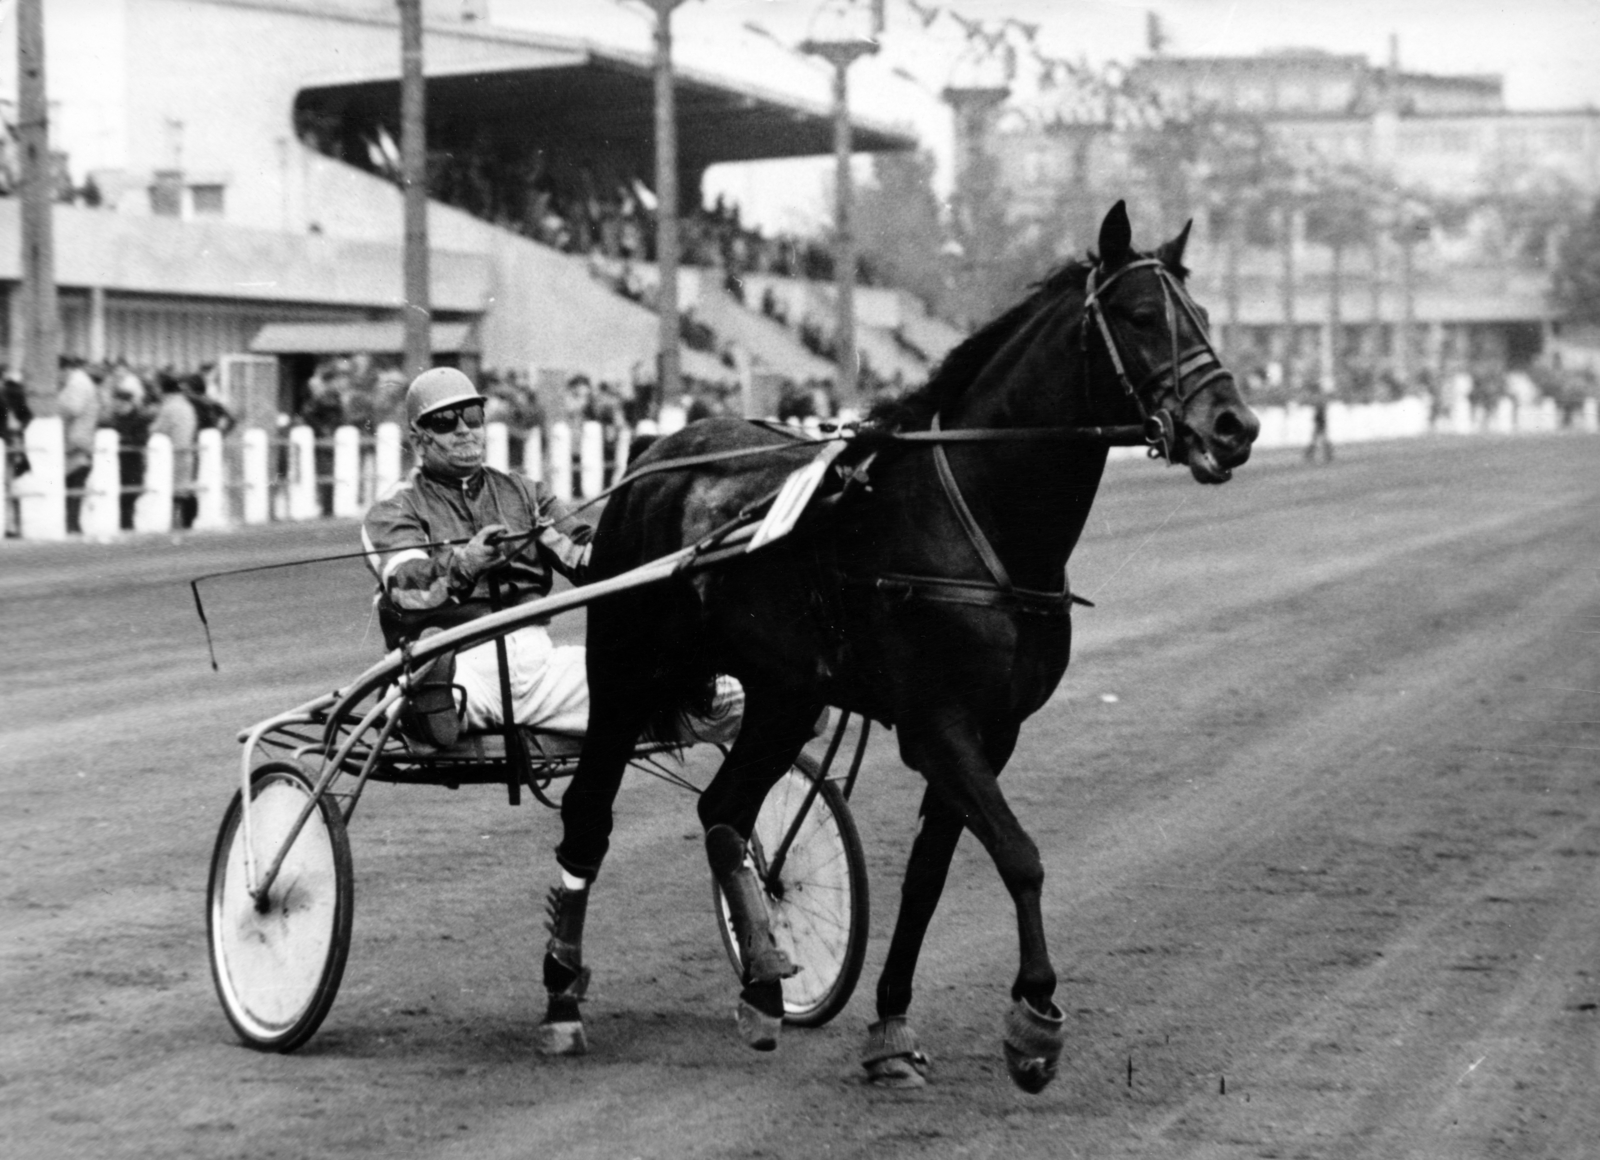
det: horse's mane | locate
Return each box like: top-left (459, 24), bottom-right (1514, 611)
top-left (867, 258), bottom-right (1093, 432)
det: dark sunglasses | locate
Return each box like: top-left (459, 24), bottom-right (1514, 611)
top-left (418, 404), bottom-right (486, 434)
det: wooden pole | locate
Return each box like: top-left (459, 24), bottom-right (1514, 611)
top-left (398, 0), bottom-right (430, 380)
top-left (830, 58), bottom-right (857, 398)
top-left (17, 0), bottom-right (58, 416)
top-left (653, 0), bottom-right (684, 409)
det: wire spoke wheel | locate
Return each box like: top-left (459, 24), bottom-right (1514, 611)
top-left (714, 754), bottom-right (868, 1027)
top-left (207, 762), bottom-right (353, 1052)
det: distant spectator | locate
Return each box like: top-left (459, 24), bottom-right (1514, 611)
top-left (108, 378), bottom-right (153, 529)
top-left (298, 371), bottom-right (346, 515)
top-left (151, 374), bottom-right (199, 528)
top-left (1303, 381), bottom-right (1333, 464)
top-left (3, 371), bottom-right (31, 537)
top-left (58, 357), bottom-right (99, 533)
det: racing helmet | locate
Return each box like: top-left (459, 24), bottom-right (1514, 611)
top-left (404, 367), bottom-right (487, 427)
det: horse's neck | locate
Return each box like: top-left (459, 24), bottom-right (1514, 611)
top-left (940, 313), bottom-right (1113, 586)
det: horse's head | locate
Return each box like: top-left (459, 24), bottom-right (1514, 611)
top-left (1084, 201), bottom-right (1258, 482)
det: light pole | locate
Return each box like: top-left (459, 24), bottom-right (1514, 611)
top-left (398, 0), bottom-right (430, 380)
top-left (801, 3), bottom-right (878, 402)
top-left (17, 0), bottom-right (58, 416)
top-left (652, 0), bottom-right (691, 408)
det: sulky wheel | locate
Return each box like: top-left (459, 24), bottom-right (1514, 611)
top-left (207, 762), bottom-right (353, 1052)
top-left (714, 753), bottom-right (869, 1027)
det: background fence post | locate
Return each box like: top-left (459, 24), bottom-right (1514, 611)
top-left (287, 426), bottom-right (318, 520)
top-left (549, 421), bottom-right (573, 501)
top-left (18, 416), bottom-right (67, 540)
top-left (375, 422), bottom-right (402, 497)
top-left (332, 426), bottom-right (361, 517)
top-left (85, 427), bottom-right (121, 539)
top-left (194, 428), bottom-right (228, 529)
top-left (612, 423), bottom-right (632, 482)
top-left (241, 428), bottom-right (270, 524)
top-left (486, 421), bottom-right (510, 472)
top-left (138, 434), bottom-right (174, 534)
top-left (580, 419), bottom-right (604, 497)
top-left (522, 425), bottom-right (544, 486)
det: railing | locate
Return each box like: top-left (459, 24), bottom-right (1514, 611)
top-left (4, 396), bottom-right (1597, 541)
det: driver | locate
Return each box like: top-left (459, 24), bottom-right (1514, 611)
top-left (361, 368), bottom-right (740, 748)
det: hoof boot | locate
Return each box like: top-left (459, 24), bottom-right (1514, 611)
top-left (536, 1019), bottom-right (588, 1057)
top-left (735, 1001), bottom-right (782, 1052)
top-left (1002, 998), bottom-right (1065, 1094)
top-left (735, 980), bottom-right (784, 1051)
top-left (862, 1017), bottom-right (930, 1088)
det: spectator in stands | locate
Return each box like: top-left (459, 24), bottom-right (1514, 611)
top-left (151, 373), bottom-right (199, 528)
top-left (564, 375), bottom-right (594, 427)
top-left (777, 378), bottom-right (814, 424)
top-left (372, 369), bottom-right (409, 429)
top-left (58, 357), bottom-right (99, 534)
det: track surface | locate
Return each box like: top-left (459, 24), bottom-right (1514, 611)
top-left (4, 435), bottom-right (1598, 1160)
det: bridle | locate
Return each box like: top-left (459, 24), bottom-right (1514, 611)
top-left (1081, 256), bottom-right (1234, 463)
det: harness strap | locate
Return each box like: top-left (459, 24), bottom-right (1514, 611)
top-left (930, 412), bottom-right (1014, 594)
top-left (848, 573), bottom-right (1091, 617)
top-left (889, 424), bottom-right (1147, 445)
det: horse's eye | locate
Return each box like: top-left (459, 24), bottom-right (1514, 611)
top-left (1129, 305), bottom-right (1161, 325)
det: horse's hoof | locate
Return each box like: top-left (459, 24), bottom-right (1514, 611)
top-left (735, 980), bottom-right (784, 1051)
top-left (536, 1019), bottom-right (588, 1056)
top-left (1002, 998), bottom-right (1065, 1094)
top-left (862, 1017), bottom-right (930, 1088)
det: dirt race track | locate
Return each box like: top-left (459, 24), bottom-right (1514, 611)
top-left (4, 434), bottom-right (1599, 1160)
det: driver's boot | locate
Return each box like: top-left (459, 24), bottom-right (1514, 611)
top-left (536, 880), bottom-right (590, 1056)
top-left (705, 824), bottom-right (798, 1051)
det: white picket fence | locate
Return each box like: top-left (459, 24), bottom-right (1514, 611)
top-left (4, 395), bottom-right (1597, 541)
top-left (4, 415), bottom-right (672, 542)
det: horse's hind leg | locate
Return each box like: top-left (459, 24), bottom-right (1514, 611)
top-left (537, 648), bottom-right (656, 1057)
top-left (697, 687), bottom-right (822, 1051)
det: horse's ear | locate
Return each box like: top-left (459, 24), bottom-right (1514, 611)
top-left (1097, 201), bottom-right (1132, 268)
top-left (1159, 219), bottom-right (1193, 274)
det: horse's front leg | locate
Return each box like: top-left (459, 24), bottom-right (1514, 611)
top-left (889, 712), bottom-right (1065, 1093)
top-left (862, 785), bottom-right (962, 1088)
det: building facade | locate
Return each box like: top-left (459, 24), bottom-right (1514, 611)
top-left (982, 47), bottom-right (1600, 391)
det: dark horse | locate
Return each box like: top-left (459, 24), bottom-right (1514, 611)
top-left (539, 203), bottom-right (1259, 1092)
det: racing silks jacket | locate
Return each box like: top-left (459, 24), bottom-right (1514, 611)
top-left (361, 464), bottom-right (593, 644)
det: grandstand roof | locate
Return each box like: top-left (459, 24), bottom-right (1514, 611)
top-left (295, 36), bottom-right (917, 171)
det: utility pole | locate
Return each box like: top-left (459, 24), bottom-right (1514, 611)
top-left (398, 0), bottom-right (430, 380)
top-left (802, 36), bottom-right (878, 401)
top-left (653, 0), bottom-right (689, 408)
top-left (17, 0), bottom-right (58, 415)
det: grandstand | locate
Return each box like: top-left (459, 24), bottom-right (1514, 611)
top-left (1, 0), bottom-right (938, 418)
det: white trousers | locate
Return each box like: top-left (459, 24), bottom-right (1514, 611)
top-left (453, 624), bottom-right (743, 744)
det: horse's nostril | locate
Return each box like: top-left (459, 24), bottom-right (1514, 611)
top-left (1213, 407), bottom-right (1259, 444)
